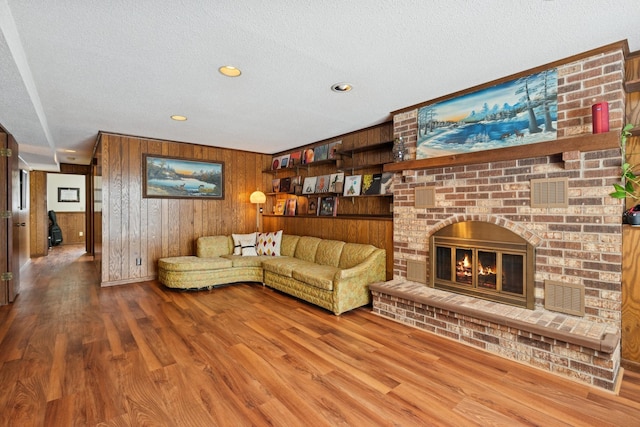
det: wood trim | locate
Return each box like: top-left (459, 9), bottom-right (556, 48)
top-left (384, 131), bottom-right (619, 172)
top-left (392, 40), bottom-right (630, 116)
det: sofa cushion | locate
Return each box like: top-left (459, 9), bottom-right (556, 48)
top-left (158, 256), bottom-right (233, 272)
top-left (256, 230), bottom-right (283, 256)
top-left (339, 243), bottom-right (377, 269)
top-left (292, 264), bottom-right (339, 291)
top-left (315, 240), bottom-right (345, 267)
top-left (232, 233), bottom-right (258, 256)
top-left (294, 236), bottom-right (321, 262)
top-left (261, 257), bottom-right (311, 278)
top-left (280, 235), bottom-right (300, 257)
top-left (222, 254), bottom-right (272, 268)
top-left (197, 236), bottom-right (233, 258)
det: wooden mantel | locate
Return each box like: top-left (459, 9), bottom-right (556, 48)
top-left (384, 131), bottom-right (620, 172)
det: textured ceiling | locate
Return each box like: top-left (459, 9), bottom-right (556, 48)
top-left (1, 0), bottom-right (639, 171)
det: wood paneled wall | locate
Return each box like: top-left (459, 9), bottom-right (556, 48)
top-left (99, 133), bottom-right (270, 286)
top-left (263, 216), bottom-right (393, 280)
top-left (29, 171), bottom-right (48, 257)
top-left (56, 212), bottom-right (86, 245)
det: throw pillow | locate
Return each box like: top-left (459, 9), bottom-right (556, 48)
top-left (256, 230), bottom-right (283, 256)
top-left (232, 232), bottom-right (257, 256)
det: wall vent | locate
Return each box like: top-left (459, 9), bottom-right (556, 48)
top-left (544, 280), bottom-right (585, 316)
top-left (530, 177), bottom-right (569, 208)
top-left (406, 259), bottom-right (427, 284)
top-left (415, 187), bottom-right (436, 209)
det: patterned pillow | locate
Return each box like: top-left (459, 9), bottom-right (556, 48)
top-left (232, 232), bottom-right (257, 256)
top-left (256, 230), bottom-right (283, 256)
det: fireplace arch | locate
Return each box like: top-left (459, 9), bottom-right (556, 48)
top-left (430, 221), bottom-right (535, 309)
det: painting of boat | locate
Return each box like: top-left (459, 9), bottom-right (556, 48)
top-left (143, 155), bottom-right (224, 199)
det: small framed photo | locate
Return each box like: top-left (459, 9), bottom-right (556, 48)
top-left (58, 187), bottom-right (80, 202)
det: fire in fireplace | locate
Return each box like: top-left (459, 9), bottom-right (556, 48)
top-left (430, 221), bottom-right (534, 309)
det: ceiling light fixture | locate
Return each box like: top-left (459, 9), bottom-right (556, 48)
top-left (171, 115), bottom-right (188, 121)
top-left (331, 82), bottom-right (353, 93)
top-left (219, 65), bottom-right (242, 77)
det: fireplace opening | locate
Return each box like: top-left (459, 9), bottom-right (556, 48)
top-left (430, 221), bottom-right (534, 309)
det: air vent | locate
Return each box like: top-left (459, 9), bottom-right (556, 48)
top-left (415, 187), bottom-right (436, 209)
top-left (544, 280), bottom-right (584, 316)
top-left (531, 177), bottom-right (568, 208)
top-left (406, 260), bottom-right (427, 284)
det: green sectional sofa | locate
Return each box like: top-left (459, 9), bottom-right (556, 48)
top-left (157, 234), bottom-right (386, 315)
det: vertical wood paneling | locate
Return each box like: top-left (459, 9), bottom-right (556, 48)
top-left (623, 225), bottom-right (640, 365)
top-left (29, 171), bottom-right (48, 257)
top-left (55, 213), bottom-right (86, 244)
top-left (99, 133), bottom-right (270, 286)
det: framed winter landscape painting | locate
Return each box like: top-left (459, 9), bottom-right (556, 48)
top-left (143, 155), bottom-right (224, 199)
top-left (416, 69), bottom-right (557, 160)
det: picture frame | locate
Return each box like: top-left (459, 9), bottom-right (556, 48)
top-left (143, 154), bottom-right (224, 199)
top-left (58, 187), bottom-right (80, 202)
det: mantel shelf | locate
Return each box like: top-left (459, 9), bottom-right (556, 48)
top-left (383, 131), bottom-right (620, 172)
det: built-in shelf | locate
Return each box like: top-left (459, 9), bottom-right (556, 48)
top-left (262, 158), bottom-right (336, 174)
top-left (336, 140), bottom-right (394, 157)
top-left (384, 131), bottom-right (619, 172)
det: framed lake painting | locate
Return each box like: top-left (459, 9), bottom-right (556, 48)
top-left (143, 155), bottom-right (224, 199)
top-left (416, 69), bottom-right (558, 160)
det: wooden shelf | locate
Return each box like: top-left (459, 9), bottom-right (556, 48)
top-left (384, 131), bottom-right (619, 172)
top-left (336, 140), bottom-right (393, 157)
top-left (262, 158), bottom-right (336, 174)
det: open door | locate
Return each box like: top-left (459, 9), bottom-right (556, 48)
top-left (0, 131), bottom-right (19, 305)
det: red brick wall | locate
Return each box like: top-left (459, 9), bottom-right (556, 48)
top-left (391, 46), bottom-right (626, 326)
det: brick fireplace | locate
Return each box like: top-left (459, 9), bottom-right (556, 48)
top-left (371, 43), bottom-right (627, 391)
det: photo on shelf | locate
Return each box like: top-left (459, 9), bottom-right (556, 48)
top-left (315, 174), bottom-right (330, 193)
top-left (343, 175), bottom-right (362, 196)
top-left (291, 175), bottom-right (303, 194)
top-left (272, 178), bottom-right (281, 193)
top-left (380, 172), bottom-right (394, 195)
top-left (289, 151), bottom-right (302, 166)
top-left (318, 196), bottom-right (339, 216)
top-left (328, 140), bottom-right (342, 159)
top-left (303, 148), bottom-right (315, 164)
top-left (314, 144), bottom-right (329, 161)
top-left (361, 173), bottom-right (382, 195)
top-left (274, 199), bottom-right (286, 215)
top-left (279, 177), bottom-right (291, 193)
top-left (279, 154), bottom-right (290, 169)
top-left (308, 198), bottom-right (317, 215)
top-left (271, 157), bottom-right (280, 170)
top-left (284, 197), bottom-right (297, 216)
top-left (302, 176), bottom-right (317, 194)
top-left (296, 196), bottom-right (308, 215)
top-left (329, 172), bottom-right (345, 193)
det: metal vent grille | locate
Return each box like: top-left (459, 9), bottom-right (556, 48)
top-left (406, 260), bottom-right (427, 284)
top-left (531, 177), bottom-right (569, 208)
top-left (544, 280), bottom-right (584, 316)
top-left (415, 187), bottom-right (436, 209)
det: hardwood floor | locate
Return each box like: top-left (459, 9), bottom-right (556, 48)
top-left (1, 245), bottom-right (639, 426)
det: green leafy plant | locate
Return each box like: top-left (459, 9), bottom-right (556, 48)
top-left (610, 124), bottom-right (638, 199)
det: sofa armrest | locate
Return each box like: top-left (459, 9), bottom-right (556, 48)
top-left (330, 249), bottom-right (386, 314)
top-left (335, 249), bottom-right (386, 282)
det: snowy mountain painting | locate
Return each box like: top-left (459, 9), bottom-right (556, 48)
top-left (417, 69), bottom-right (557, 160)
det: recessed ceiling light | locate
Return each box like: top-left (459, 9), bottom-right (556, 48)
top-left (219, 65), bottom-right (242, 77)
top-left (331, 82), bottom-right (353, 93)
top-left (171, 115), bottom-right (188, 121)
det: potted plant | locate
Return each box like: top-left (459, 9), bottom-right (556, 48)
top-left (610, 124), bottom-right (640, 224)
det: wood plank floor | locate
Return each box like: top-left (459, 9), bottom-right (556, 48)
top-left (1, 245), bottom-right (639, 426)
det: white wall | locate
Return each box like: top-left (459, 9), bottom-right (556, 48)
top-left (47, 173), bottom-right (85, 212)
